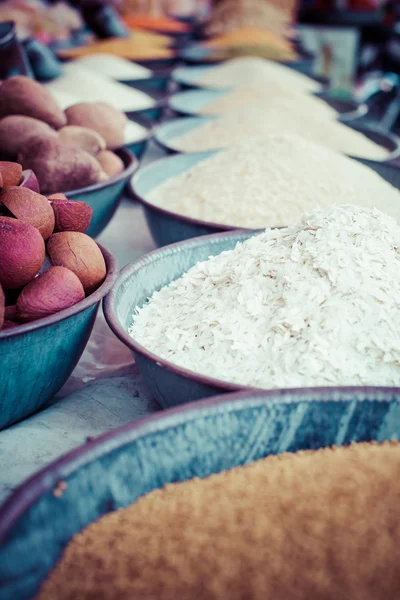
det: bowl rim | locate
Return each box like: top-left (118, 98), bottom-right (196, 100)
top-left (129, 149), bottom-right (249, 232)
top-left (65, 148), bottom-right (138, 197)
top-left (1, 384), bottom-right (399, 542)
top-left (0, 243), bottom-right (118, 341)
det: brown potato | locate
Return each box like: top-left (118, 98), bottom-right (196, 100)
top-left (65, 102), bottom-right (127, 150)
top-left (18, 136), bottom-right (104, 194)
top-left (96, 150), bottom-right (125, 178)
top-left (58, 126), bottom-right (106, 156)
top-left (0, 76), bottom-right (66, 129)
top-left (0, 115), bottom-right (57, 158)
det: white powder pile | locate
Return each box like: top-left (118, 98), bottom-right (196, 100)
top-left (130, 204), bottom-right (400, 389)
top-left (171, 106), bottom-right (387, 160)
top-left (124, 119), bottom-right (148, 143)
top-left (72, 54), bottom-right (152, 81)
top-left (46, 64), bottom-right (155, 112)
top-left (147, 134), bottom-right (400, 228)
top-left (195, 57), bottom-right (321, 94)
top-left (48, 89), bottom-right (79, 110)
top-left (200, 83), bottom-right (339, 119)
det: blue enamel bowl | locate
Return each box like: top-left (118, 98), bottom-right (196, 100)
top-left (0, 246), bottom-right (117, 431)
top-left (130, 139), bottom-right (400, 248)
top-left (130, 150), bottom-right (239, 246)
top-left (172, 60), bottom-right (325, 90)
top-left (66, 148), bottom-right (138, 238)
top-left (168, 87), bottom-right (365, 118)
top-left (119, 67), bottom-right (172, 94)
top-left (1, 387), bottom-right (400, 600)
top-left (153, 114), bottom-right (400, 157)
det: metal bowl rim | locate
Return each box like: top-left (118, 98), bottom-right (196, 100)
top-left (1, 384), bottom-right (400, 542)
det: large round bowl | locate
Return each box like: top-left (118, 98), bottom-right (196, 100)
top-left (120, 67), bottom-right (173, 93)
top-left (153, 114), bottom-right (400, 156)
top-left (104, 230), bottom-right (265, 408)
top-left (0, 246), bottom-right (117, 430)
top-left (1, 387), bottom-right (400, 599)
top-left (171, 60), bottom-right (324, 89)
top-left (130, 150), bottom-right (241, 246)
top-left (66, 148), bottom-right (138, 238)
top-left (168, 87), bottom-right (365, 118)
top-left (130, 146), bottom-right (400, 247)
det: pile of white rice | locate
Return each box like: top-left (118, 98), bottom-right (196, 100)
top-left (194, 57), bottom-right (321, 94)
top-left (46, 64), bottom-right (155, 112)
top-left (170, 106), bottom-right (387, 160)
top-left (130, 204), bottom-right (400, 389)
top-left (148, 134), bottom-right (399, 228)
top-left (200, 83), bottom-right (339, 119)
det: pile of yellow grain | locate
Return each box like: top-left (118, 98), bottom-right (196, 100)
top-left (37, 441), bottom-right (400, 600)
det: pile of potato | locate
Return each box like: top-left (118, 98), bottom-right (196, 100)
top-left (0, 76), bottom-right (128, 194)
top-left (0, 160), bottom-right (106, 331)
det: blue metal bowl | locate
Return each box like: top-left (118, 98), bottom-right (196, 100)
top-left (153, 114), bottom-right (400, 158)
top-left (119, 67), bottom-right (172, 93)
top-left (66, 148), bottom-right (138, 238)
top-left (130, 150), bottom-right (239, 246)
top-left (172, 60), bottom-right (325, 90)
top-left (168, 87), bottom-right (365, 118)
top-left (1, 386), bottom-right (400, 600)
top-left (0, 246), bottom-right (117, 431)
top-left (104, 231), bottom-right (261, 408)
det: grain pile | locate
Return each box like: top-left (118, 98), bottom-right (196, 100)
top-left (131, 204), bottom-right (400, 389)
top-left (205, 0), bottom-right (294, 37)
top-left (149, 134), bottom-right (399, 228)
top-left (171, 106), bottom-right (387, 159)
top-left (46, 64), bottom-right (155, 112)
top-left (194, 57), bottom-right (321, 93)
top-left (200, 83), bottom-right (339, 118)
top-left (36, 441), bottom-right (400, 600)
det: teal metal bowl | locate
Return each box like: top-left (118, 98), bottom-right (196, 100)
top-left (172, 60), bottom-right (325, 90)
top-left (104, 231), bottom-right (260, 408)
top-left (130, 150), bottom-right (240, 246)
top-left (119, 67), bottom-right (172, 94)
top-left (130, 138), bottom-right (400, 247)
top-left (0, 246), bottom-right (117, 431)
top-left (168, 87), bottom-right (365, 118)
top-left (1, 386), bottom-right (400, 599)
top-left (153, 114), bottom-right (400, 157)
top-left (65, 148), bottom-right (138, 238)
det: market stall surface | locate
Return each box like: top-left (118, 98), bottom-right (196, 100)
top-left (0, 144), bottom-right (165, 503)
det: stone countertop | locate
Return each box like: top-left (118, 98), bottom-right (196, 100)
top-left (0, 144), bottom-right (165, 504)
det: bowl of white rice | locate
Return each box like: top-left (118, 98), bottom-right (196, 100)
top-left (168, 86), bottom-right (363, 119)
top-left (153, 109), bottom-right (399, 159)
top-left (131, 133), bottom-right (400, 246)
top-left (104, 203), bottom-right (400, 408)
top-left (171, 57), bottom-right (324, 92)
